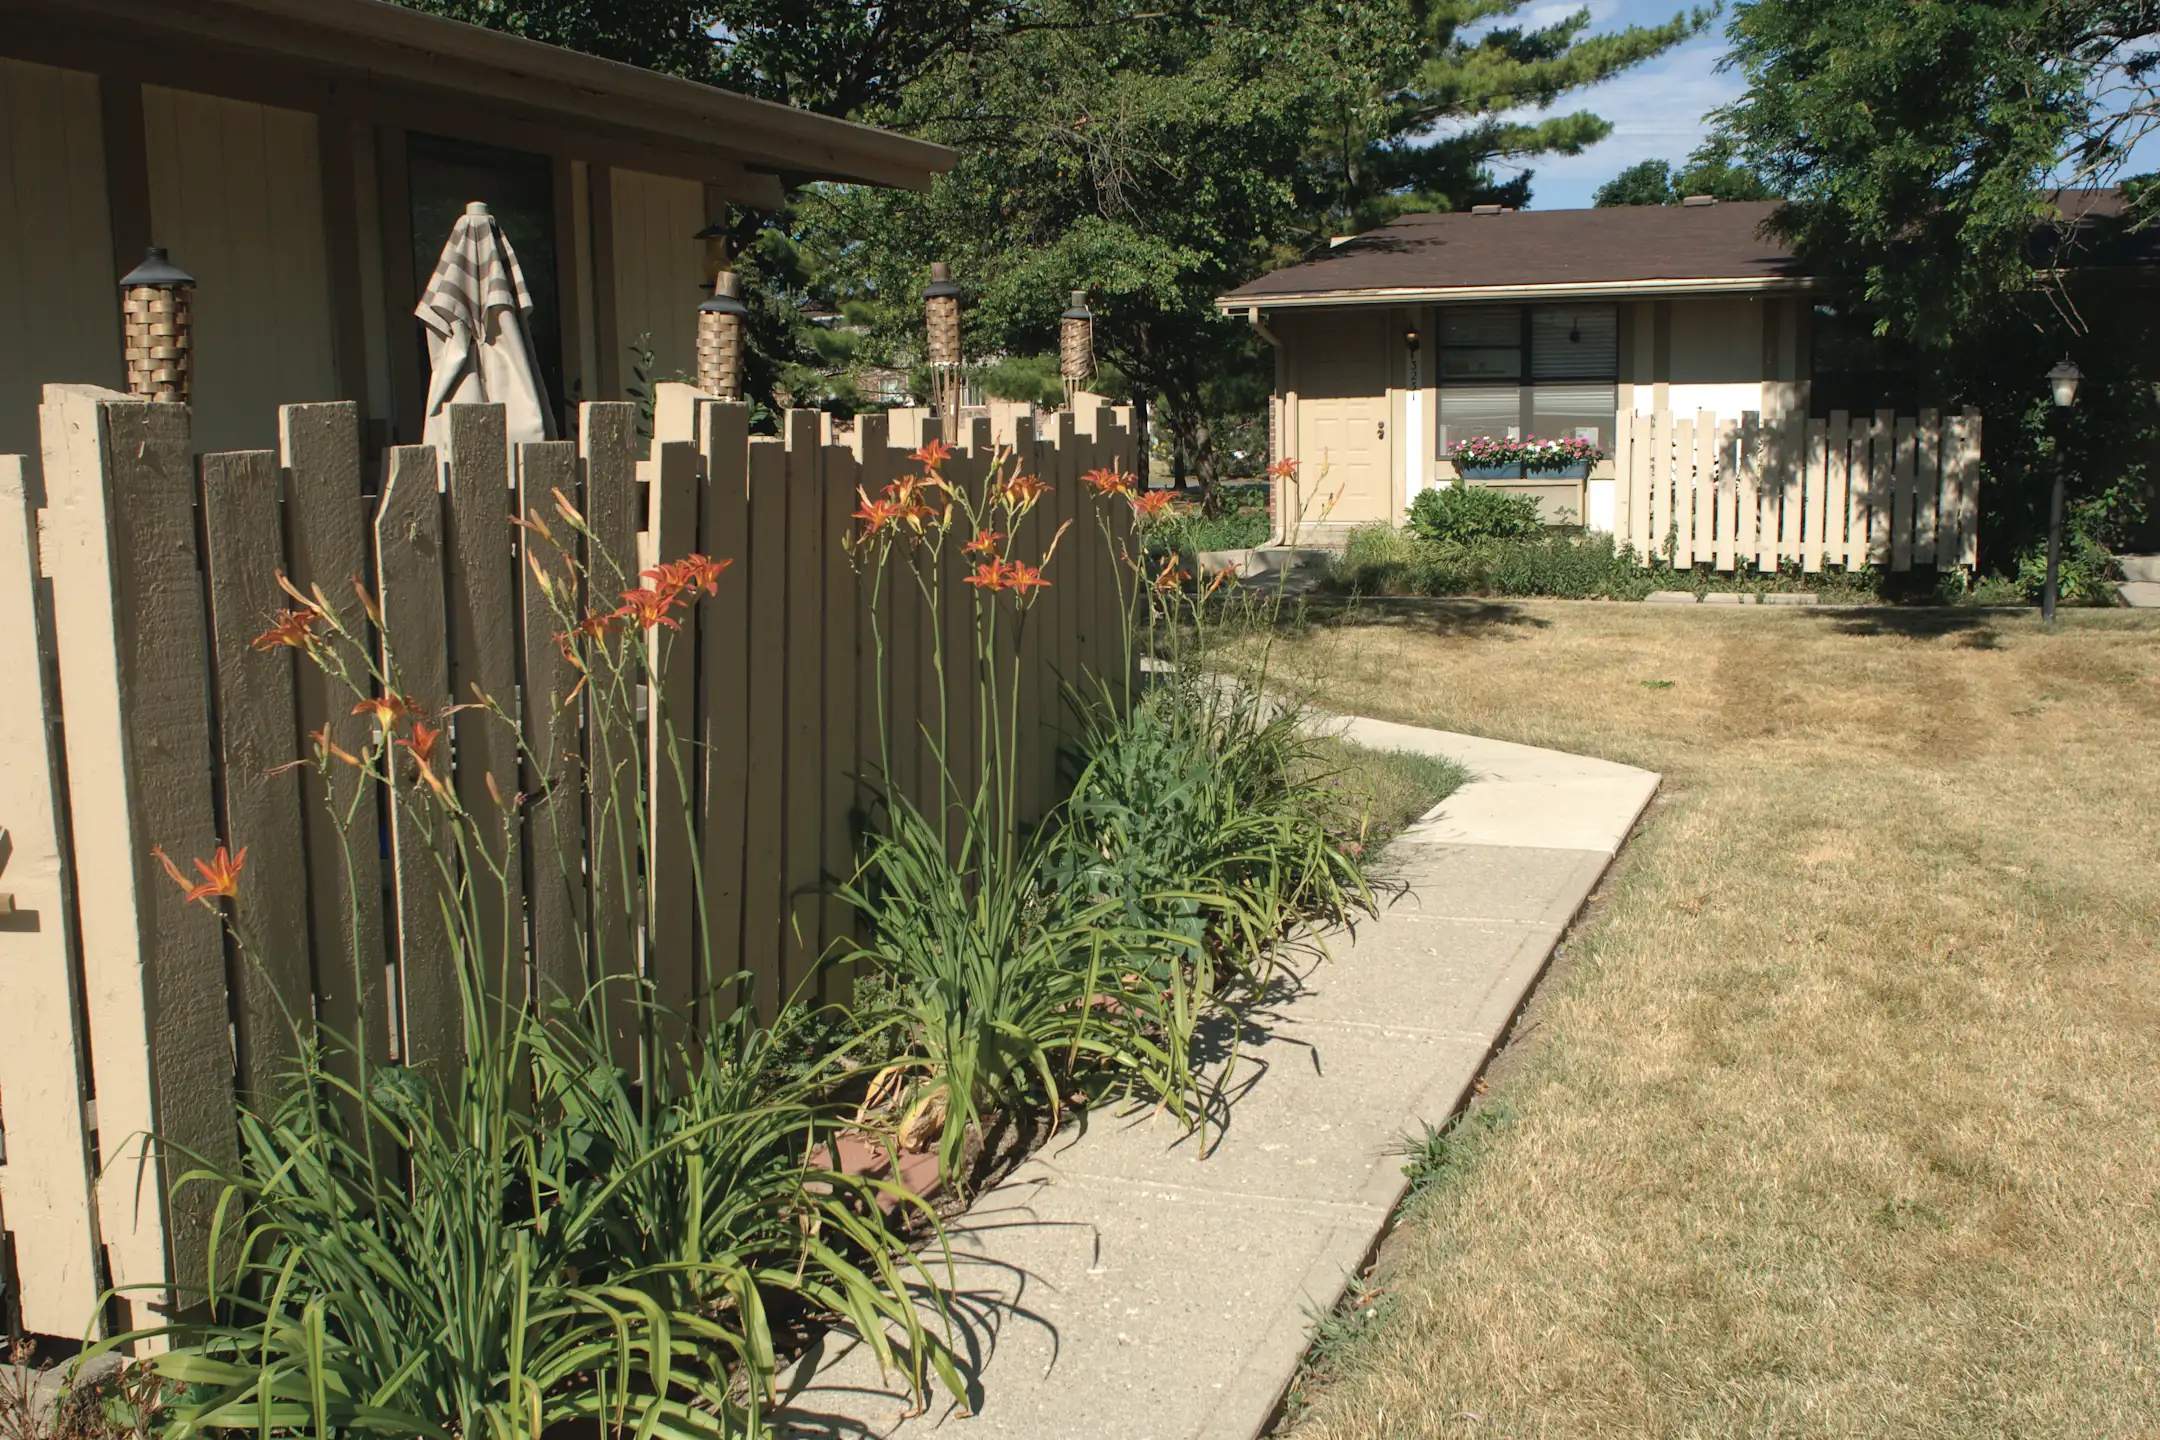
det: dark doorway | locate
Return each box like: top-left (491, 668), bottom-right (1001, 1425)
top-left (407, 132), bottom-right (566, 428)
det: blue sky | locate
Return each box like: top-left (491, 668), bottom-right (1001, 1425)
top-left (1493, 0), bottom-right (1742, 211)
top-left (1506, 1), bottom-right (2160, 210)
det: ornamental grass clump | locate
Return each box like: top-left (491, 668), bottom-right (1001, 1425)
top-left (112, 497), bottom-right (960, 1440)
top-left (839, 441), bottom-right (1204, 1183)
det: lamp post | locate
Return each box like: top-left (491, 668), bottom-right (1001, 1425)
top-left (2043, 357), bottom-right (2081, 626)
top-left (923, 261), bottom-right (963, 433)
top-left (1059, 290), bottom-right (1095, 408)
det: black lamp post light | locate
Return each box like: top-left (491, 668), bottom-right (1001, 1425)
top-left (2043, 357), bottom-right (2081, 626)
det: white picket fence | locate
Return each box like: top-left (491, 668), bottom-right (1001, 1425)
top-left (1612, 408), bottom-right (1982, 571)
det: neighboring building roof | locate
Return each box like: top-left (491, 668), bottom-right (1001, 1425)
top-left (25, 0), bottom-right (958, 194)
top-left (1220, 189), bottom-right (2160, 311)
top-left (1219, 201), bottom-right (1804, 309)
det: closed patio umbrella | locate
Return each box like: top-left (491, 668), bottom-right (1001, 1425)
top-left (416, 201), bottom-right (553, 456)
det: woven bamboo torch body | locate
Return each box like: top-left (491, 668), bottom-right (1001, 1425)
top-left (697, 271), bottom-right (748, 400)
top-left (1060, 290), bottom-right (1095, 407)
top-left (923, 261), bottom-right (963, 430)
top-left (120, 247), bottom-right (195, 403)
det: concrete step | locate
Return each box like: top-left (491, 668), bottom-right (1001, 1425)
top-left (2117, 553), bottom-right (2160, 584)
top-left (2119, 580), bottom-right (2160, 608)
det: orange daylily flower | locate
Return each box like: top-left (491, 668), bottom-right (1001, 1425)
top-left (399, 721), bottom-right (444, 770)
top-left (670, 554), bottom-right (731, 595)
top-left (1005, 561), bottom-right (1049, 596)
top-left (909, 439), bottom-right (953, 470)
top-left (251, 608), bottom-right (319, 653)
top-left (996, 473), bottom-right (1049, 512)
top-left (1264, 457), bottom-right (1299, 482)
top-left (964, 561), bottom-right (1012, 592)
top-left (614, 585), bottom-right (684, 631)
top-left (1130, 490), bottom-right (1176, 522)
top-left (153, 844), bottom-right (247, 907)
top-left (853, 490), bottom-right (908, 536)
top-left (1152, 556), bottom-right (1190, 593)
top-left (352, 693), bottom-right (423, 730)
top-left (1081, 466), bottom-right (1133, 497)
top-left (963, 531), bottom-right (1005, 557)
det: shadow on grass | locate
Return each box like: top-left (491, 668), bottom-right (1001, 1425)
top-left (1804, 606), bottom-right (2008, 645)
top-left (1288, 595), bottom-right (1550, 638)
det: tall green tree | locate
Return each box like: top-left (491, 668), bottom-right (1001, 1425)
top-left (805, 0), bottom-right (1706, 506)
top-left (1593, 140), bottom-right (1775, 206)
top-left (1713, 0), bottom-right (2160, 557)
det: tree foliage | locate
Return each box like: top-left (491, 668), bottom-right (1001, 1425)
top-left (1593, 141), bottom-right (1776, 206)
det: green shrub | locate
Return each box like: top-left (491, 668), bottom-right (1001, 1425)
top-left (2012, 526), bottom-right (2119, 604)
top-left (1405, 484), bottom-right (1546, 545)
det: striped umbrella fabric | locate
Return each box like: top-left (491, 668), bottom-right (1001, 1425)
top-left (416, 201), bottom-right (553, 456)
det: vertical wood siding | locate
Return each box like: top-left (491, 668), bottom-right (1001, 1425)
top-left (608, 169), bottom-right (705, 393)
top-left (0, 59), bottom-right (121, 460)
top-left (142, 86), bottom-right (338, 453)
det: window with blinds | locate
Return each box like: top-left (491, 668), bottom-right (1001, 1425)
top-left (1432, 303), bottom-right (1620, 453)
top-left (1529, 306), bottom-right (1617, 380)
top-left (1440, 306), bottom-right (1521, 380)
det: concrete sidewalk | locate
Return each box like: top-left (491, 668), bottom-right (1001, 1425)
top-left (778, 721), bottom-right (1659, 1440)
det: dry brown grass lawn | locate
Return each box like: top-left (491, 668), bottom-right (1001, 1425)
top-left (1260, 601), bottom-right (2160, 1439)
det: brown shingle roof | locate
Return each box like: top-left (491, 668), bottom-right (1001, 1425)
top-left (1218, 201), bottom-right (1805, 307)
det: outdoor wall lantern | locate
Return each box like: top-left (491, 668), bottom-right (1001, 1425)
top-left (119, 246), bottom-right (196, 404)
top-left (696, 271), bottom-right (749, 400)
top-left (1060, 290), bottom-right (1096, 406)
top-left (2042, 357), bottom-right (2082, 626)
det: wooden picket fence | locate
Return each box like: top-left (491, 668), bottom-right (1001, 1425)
top-left (0, 382), bottom-right (1133, 1339)
top-left (1612, 407), bottom-right (1983, 571)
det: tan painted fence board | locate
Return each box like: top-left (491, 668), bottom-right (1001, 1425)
top-left (1611, 403), bottom-right (1979, 575)
top-left (38, 386), bottom-right (232, 1309)
top-left (819, 428), bottom-right (862, 1005)
top-left (0, 454), bottom-right (101, 1336)
top-left (782, 411), bottom-right (827, 999)
top-left (646, 438), bottom-right (698, 1035)
top-left (741, 435), bottom-right (788, 1020)
top-left (698, 401), bottom-right (752, 1016)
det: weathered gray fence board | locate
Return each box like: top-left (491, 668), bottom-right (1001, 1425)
top-left (200, 449), bottom-right (312, 1098)
top-left (374, 445), bottom-right (457, 1075)
top-left (443, 406), bottom-right (524, 1005)
top-left (516, 440), bottom-right (587, 1008)
top-left (280, 402), bottom-right (390, 1074)
top-left (578, 403), bottom-right (641, 1069)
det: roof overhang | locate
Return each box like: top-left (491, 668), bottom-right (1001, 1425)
top-left (26, 0), bottom-right (958, 193)
top-left (1218, 274), bottom-right (1817, 312)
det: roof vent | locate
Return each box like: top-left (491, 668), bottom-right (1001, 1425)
top-left (1470, 204), bottom-right (1504, 215)
top-left (1681, 194), bottom-right (1717, 207)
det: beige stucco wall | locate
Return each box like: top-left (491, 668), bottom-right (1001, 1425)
top-left (0, 57), bottom-right (122, 463)
top-left (143, 85), bottom-right (340, 454)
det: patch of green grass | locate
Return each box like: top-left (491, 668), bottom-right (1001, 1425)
top-left (1303, 738), bottom-right (1469, 851)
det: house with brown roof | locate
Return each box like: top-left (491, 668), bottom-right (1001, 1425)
top-left (1217, 199), bottom-right (1817, 537)
top-left (0, 0), bottom-right (956, 460)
